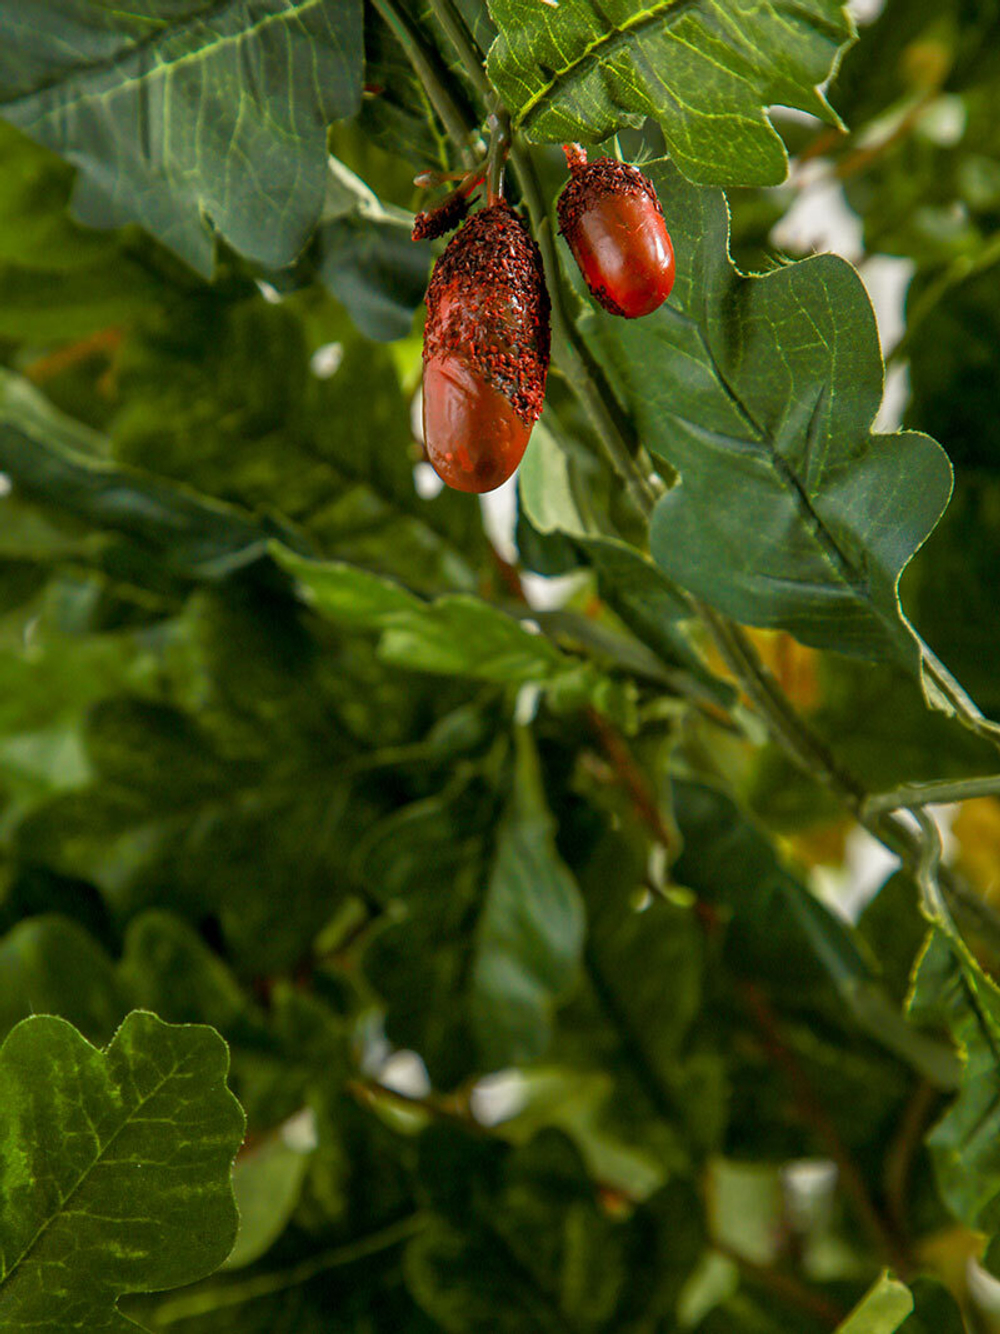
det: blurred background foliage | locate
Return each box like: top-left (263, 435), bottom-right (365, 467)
top-left (0, 0), bottom-right (999, 1329)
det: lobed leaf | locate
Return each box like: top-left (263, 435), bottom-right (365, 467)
top-left (487, 0), bottom-right (853, 185)
top-left (0, 1), bottom-right (364, 275)
top-left (0, 1010), bottom-right (243, 1329)
top-left (596, 161), bottom-right (953, 674)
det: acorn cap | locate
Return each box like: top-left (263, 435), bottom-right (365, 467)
top-left (412, 188), bottom-right (472, 241)
top-left (423, 200), bottom-right (551, 426)
top-left (556, 156), bottom-right (663, 245)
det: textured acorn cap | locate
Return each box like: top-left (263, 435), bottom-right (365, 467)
top-left (556, 156), bottom-right (663, 244)
top-left (423, 201), bottom-right (551, 426)
top-left (412, 189), bottom-right (471, 241)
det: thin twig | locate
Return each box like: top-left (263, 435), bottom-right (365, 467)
top-left (713, 1240), bottom-right (847, 1329)
top-left (743, 983), bottom-right (911, 1275)
top-left (884, 1079), bottom-right (938, 1242)
top-left (148, 1214), bottom-right (426, 1324)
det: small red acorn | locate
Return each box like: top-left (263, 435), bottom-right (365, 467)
top-left (412, 169), bottom-right (486, 242)
top-left (421, 201), bottom-right (550, 494)
top-left (557, 145), bottom-right (675, 319)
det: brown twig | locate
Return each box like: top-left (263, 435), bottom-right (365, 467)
top-left (713, 1240), bottom-right (847, 1329)
top-left (23, 326), bottom-right (123, 384)
top-left (743, 982), bottom-right (911, 1275)
top-left (586, 708), bottom-right (675, 852)
top-left (884, 1079), bottom-right (939, 1242)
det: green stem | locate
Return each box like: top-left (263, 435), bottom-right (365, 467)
top-left (919, 636), bottom-right (1000, 751)
top-left (148, 1214), bottom-right (426, 1324)
top-left (426, 0), bottom-right (492, 99)
top-left (370, 0), bottom-right (476, 169)
top-left (865, 773), bottom-right (1000, 816)
top-left (486, 106), bottom-right (510, 205)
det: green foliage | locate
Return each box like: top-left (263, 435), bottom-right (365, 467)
top-left (0, 1011), bottom-right (244, 1329)
top-left (0, 1), bottom-right (364, 275)
top-left (0, 0), bottom-right (996, 1328)
top-left (598, 160), bottom-right (952, 674)
top-left (487, 0), bottom-right (852, 184)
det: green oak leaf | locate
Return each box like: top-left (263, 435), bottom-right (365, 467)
top-left (0, 1010), bottom-right (244, 1330)
top-left (272, 543), bottom-right (631, 720)
top-left (908, 929), bottom-right (1000, 1260)
top-left (596, 161), bottom-right (953, 674)
top-left (0, 1), bottom-right (363, 275)
top-left (486, 0), bottom-right (852, 185)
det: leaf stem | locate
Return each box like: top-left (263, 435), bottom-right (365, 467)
top-left (147, 1213), bottom-right (426, 1323)
top-left (865, 773), bottom-right (1000, 817)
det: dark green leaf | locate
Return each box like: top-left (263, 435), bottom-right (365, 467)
top-left (0, 1010), bottom-right (243, 1328)
top-left (597, 161), bottom-right (952, 674)
top-left (0, 1), bottom-right (364, 274)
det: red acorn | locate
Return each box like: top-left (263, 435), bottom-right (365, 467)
top-left (557, 145), bottom-right (675, 319)
top-left (421, 200), bottom-right (550, 494)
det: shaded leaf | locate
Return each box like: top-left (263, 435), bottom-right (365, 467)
top-left (316, 158), bottom-right (431, 341)
top-left (274, 543), bottom-right (628, 718)
top-left (0, 1), bottom-right (364, 274)
top-left (471, 729), bottom-right (585, 1069)
top-left (361, 732), bottom-right (584, 1082)
top-left (0, 370), bottom-right (275, 583)
top-left (224, 1123), bottom-right (314, 1270)
top-left (0, 914), bottom-right (125, 1046)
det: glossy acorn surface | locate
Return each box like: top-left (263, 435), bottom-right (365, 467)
top-left (423, 354), bottom-right (532, 493)
top-left (557, 150), bottom-right (675, 318)
top-left (421, 201), bottom-right (550, 493)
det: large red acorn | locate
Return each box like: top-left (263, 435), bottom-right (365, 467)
top-left (422, 200), bottom-right (550, 494)
top-left (557, 145), bottom-right (675, 319)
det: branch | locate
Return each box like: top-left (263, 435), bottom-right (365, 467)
top-left (743, 983), bottom-right (911, 1275)
top-left (370, 0), bottom-right (477, 169)
top-left (712, 1240), bottom-right (847, 1329)
top-left (865, 773), bottom-right (1000, 817)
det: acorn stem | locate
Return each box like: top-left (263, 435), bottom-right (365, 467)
top-left (486, 108), bottom-right (510, 206)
